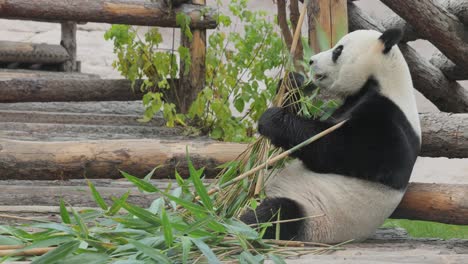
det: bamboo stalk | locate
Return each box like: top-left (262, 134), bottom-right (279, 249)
top-left (199, 120), bottom-right (347, 200)
top-left (0, 245), bottom-right (24, 250)
top-left (274, 0), bottom-right (309, 107)
top-left (0, 247), bottom-right (55, 256)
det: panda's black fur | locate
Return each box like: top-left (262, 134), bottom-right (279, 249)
top-left (240, 29), bottom-right (421, 242)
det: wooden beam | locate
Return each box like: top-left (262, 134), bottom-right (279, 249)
top-left (0, 69), bottom-right (99, 80)
top-left (0, 0), bottom-right (217, 29)
top-left (178, 0), bottom-right (206, 113)
top-left (60, 22), bottom-right (78, 72)
top-left (379, 0), bottom-right (468, 71)
top-left (0, 41), bottom-right (69, 64)
top-left (348, 2), bottom-right (468, 113)
top-left (308, 0), bottom-right (333, 53)
top-left (330, 0), bottom-right (348, 46)
top-left (0, 180), bottom-right (466, 225)
top-left (430, 51), bottom-right (468, 81)
top-left (391, 183), bottom-right (468, 225)
top-left (446, 0), bottom-right (468, 25)
top-left (0, 111), bottom-right (465, 180)
top-left (0, 110), bottom-right (164, 127)
top-left (0, 78), bottom-right (143, 102)
top-left (420, 113), bottom-right (468, 159)
top-left (0, 138), bottom-right (246, 180)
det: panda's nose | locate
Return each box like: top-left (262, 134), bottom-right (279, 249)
top-left (309, 59), bottom-right (314, 65)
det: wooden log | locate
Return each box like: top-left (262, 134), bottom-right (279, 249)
top-left (0, 110), bottom-right (165, 127)
top-left (420, 113), bottom-right (468, 159)
top-left (0, 78), bottom-right (142, 102)
top-left (430, 51), bottom-right (468, 81)
top-left (446, 0), bottom-right (468, 25)
top-left (0, 180), bottom-right (466, 225)
top-left (1, 111), bottom-right (466, 158)
top-left (60, 22), bottom-right (77, 72)
top-left (178, 0), bottom-right (206, 113)
top-left (0, 122), bottom-right (182, 140)
top-left (0, 41), bottom-right (69, 64)
top-left (391, 183), bottom-right (468, 225)
top-left (0, 0), bottom-right (217, 29)
top-left (379, 0), bottom-right (468, 71)
top-left (348, 2), bottom-right (468, 113)
top-left (0, 111), bottom-right (465, 180)
top-left (0, 69), bottom-right (99, 80)
top-left (0, 138), bottom-right (246, 180)
top-left (0, 78), bottom-right (181, 102)
top-left (308, 0), bottom-right (332, 53)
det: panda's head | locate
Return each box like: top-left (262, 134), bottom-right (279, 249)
top-left (309, 29), bottom-right (406, 96)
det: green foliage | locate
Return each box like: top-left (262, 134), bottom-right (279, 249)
top-left (0, 158), bottom-right (332, 263)
top-left (105, 0), bottom-right (331, 142)
top-left (104, 25), bottom-right (182, 127)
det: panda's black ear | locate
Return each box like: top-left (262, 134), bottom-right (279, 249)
top-left (379, 28), bottom-right (403, 54)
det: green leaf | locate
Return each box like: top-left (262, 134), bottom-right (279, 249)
top-left (186, 149), bottom-right (212, 210)
top-left (181, 236), bottom-right (192, 264)
top-left (144, 166), bottom-right (161, 181)
top-left (59, 200), bottom-right (71, 224)
top-left (31, 240), bottom-right (80, 264)
top-left (0, 235), bottom-right (22, 245)
top-left (121, 202), bottom-right (161, 226)
top-left (161, 207), bottom-right (173, 247)
top-left (130, 239), bottom-right (172, 264)
top-left (108, 191), bottom-right (129, 216)
top-left (32, 223), bottom-right (75, 235)
top-left (57, 253), bottom-right (109, 264)
top-left (268, 254), bottom-right (287, 264)
top-left (190, 238), bottom-right (221, 264)
top-left (87, 181), bottom-right (108, 210)
top-left (162, 193), bottom-right (207, 214)
top-left (71, 208), bottom-right (89, 239)
top-left (239, 251), bottom-right (263, 264)
top-left (121, 170), bottom-right (159, 193)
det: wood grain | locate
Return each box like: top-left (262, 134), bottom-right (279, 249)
top-left (0, 0), bottom-right (217, 29)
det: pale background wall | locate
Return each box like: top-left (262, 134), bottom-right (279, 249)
top-left (0, 0), bottom-right (465, 183)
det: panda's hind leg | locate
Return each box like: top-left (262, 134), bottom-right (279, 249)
top-left (240, 197), bottom-right (304, 240)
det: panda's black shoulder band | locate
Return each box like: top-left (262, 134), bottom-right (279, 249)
top-left (379, 28), bottom-right (403, 54)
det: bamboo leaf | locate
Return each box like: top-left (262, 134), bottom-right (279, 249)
top-left (268, 254), bottom-right (287, 264)
top-left (108, 192), bottom-right (130, 216)
top-left (71, 208), bottom-right (89, 239)
top-left (186, 149), bottom-right (212, 210)
top-left (121, 202), bottom-right (161, 226)
top-left (87, 180), bottom-right (108, 210)
top-left (190, 238), bottom-right (221, 264)
top-left (58, 252), bottom-right (109, 264)
top-left (31, 240), bottom-right (80, 264)
top-left (161, 207), bottom-right (173, 247)
top-left (59, 199), bottom-right (71, 224)
top-left (130, 239), bottom-right (172, 264)
top-left (121, 170), bottom-right (159, 193)
top-left (181, 236), bottom-right (192, 264)
top-left (162, 192), bottom-right (207, 215)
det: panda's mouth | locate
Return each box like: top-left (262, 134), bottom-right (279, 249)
top-left (314, 73), bottom-right (327, 81)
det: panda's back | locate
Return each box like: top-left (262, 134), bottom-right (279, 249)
top-left (265, 160), bottom-right (404, 243)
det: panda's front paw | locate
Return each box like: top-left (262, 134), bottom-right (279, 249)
top-left (258, 107), bottom-right (285, 138)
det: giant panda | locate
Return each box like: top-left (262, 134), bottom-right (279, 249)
top-left (240, 28), bottom-right (421, 243)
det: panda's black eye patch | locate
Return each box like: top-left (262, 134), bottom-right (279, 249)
top-left (332, 45), bottom-right (344, 63)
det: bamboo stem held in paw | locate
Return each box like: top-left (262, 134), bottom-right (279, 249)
top-left (191, 120), bottom-right (347, 204)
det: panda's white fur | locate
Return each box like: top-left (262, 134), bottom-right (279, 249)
top-left (241, 29), bottom-right (421, 243)
top-left (311, 30), bottom-right (420, 137)
top-left (265, 161), bottom-right (404, 243)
